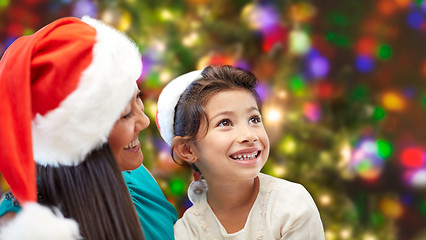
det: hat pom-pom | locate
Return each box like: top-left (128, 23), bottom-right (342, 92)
top-left (188, 179), bottom-right (208, 203)
top-left (0, 203), bottom-right (81, 240)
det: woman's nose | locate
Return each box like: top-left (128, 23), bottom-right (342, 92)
top-left (136, 111), bottom-right (150, 131)
top-left (135, 101), bottom-right (150, 131)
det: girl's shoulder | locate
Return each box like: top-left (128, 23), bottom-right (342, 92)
top-left (258, 173), bottom-right (324, 234)
top-left (258, 173), bottom-right (306, 193)
top-left (258, 173), bottom-right (316, 210)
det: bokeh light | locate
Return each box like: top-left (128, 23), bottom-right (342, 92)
top-left (376, 44), bottom-right (393, 60)
top-left (169, 177), bottom-right (185, 196)
top-left (308, 53), bottom-right (329, 78)
top-left (381, 92), bottom-right (405, 111)
top-left (372, 107), bottom-right (386, 121)
top-left (303, 102), bottom-right (321, 122)
top-left (289, 2), bottom-right (316, 23)
top-left (379, 197), bottom-right (404, 218)
top-left (411, 169), bottom-right (426, 187)
top-left (288, 75), bottom-right (307, 97)
top-left (406, 10), bottom-right (424, 30)
top-left (376, 140), bottom-right (393, 159)
top-left (278, 135), bottom-right (297, 155)
top-left (288, 28), bottom-right (311, 55)
top-left (356, 37), bottom-right (376, 55)
top-left (72, 0), bottom-right (97, 18)
top-left (355, 55), bottom-right (375, 73)
top-left (400, 147), bottom-right (424, 168)
top-left (265, 108), bottom-right (281, 123)
top-left (350, 139), bottom-right (386, 181)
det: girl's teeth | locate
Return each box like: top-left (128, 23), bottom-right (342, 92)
top-left (231, 151), bottom-right (258, 161)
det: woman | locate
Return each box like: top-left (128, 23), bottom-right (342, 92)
top-left (0, 16), bottom-right (145, 239)
top-left (0, 90), bottom-right (177, 239)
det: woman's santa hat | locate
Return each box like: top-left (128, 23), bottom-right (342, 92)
top-left (0, 16), bottom-right (142, 239)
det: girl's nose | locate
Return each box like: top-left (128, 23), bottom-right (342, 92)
top-left (238, 125), bottom-right (258, 144)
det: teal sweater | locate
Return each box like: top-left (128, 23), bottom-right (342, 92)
top-left (0, 165), bottom-right (177, 240)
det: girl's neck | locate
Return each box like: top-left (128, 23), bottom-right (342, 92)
top-left (207, 176), bottom-right (259, 209)
top-left (206, 176), bottom-right (260, 233)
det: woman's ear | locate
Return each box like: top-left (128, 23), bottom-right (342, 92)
top-left (171, 136), bottom-right (198, 164)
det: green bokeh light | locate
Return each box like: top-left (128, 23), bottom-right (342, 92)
top-left (289, 75), bottom-right (306, 97)
top-left (23, 28), bottom-right (34, 36)
top-left (414, 0), bottom-right (424, 6)
top-left (356, 159), bottom-right (372, 172)
top-left (349, 85), bottom-right (368, 101)
top-left (0, 0), bottom-right (9, 7)
top-left (169, 177), bottom-right (185, 196)
top-left (326, 32), bottom-right (351, 48)
top-left (377, 140), bottom-right (392, 159)
top-left (278, 135), bottom-right (297, 154)
top-left (370, 211), bottom-right (385, 227)
top-left (327, 13), bottom-right (349, 27)
top-left (377, 44), bottom-right (392, 59)
top-left (144, 72), bottom-right (162, 89)
top-left (373, 107), bottom-right (386, 120)
top-left (420, 200), bottom-right (426, 216)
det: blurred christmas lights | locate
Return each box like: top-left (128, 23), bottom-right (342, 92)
top-left (0, 0), bottom-right (425, 238)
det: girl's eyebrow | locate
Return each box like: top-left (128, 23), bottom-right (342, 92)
top-left (210, 111), bottom-right (233, 121)
top-left (210, 107), bottom-right (260, 121)
top-left (249, 106), bottom-right (260, 113)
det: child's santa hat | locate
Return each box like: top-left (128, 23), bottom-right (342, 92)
top-left (156, 70), bottom-right (202, 146)
top-left (156, 70), bottom-right (208, 203)
top-left (0, 16), bottom-right (142, 239)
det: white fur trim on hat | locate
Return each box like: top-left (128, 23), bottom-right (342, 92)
top-left (32, 16), bottom-right (142, 166)
top-left (156, 70), bottom-right (203, 146)
top-left (0, 203), bottom-right (81, 240)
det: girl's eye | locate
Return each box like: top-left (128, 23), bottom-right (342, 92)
top-left (249, 115), bottom-right (261, 124)
top-left (217, 119), bottom-right (232, 127)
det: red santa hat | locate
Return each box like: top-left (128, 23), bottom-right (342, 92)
top-left (0, 16), bottom-right (142, 239)
top-left (156, 70), bottom-right (203, 146)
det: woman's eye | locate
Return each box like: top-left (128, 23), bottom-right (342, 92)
top-left (217, 119), bottom-right (232, 127)
top-left (122, 111), bottom-right (133, 119)
top-left (249, 115), bottom-right (261, 124)
top-left (137, 91), bottom-right (143, 100)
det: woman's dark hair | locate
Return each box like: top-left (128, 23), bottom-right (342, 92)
top-left (171, 65), bottom-right (260, 166)
top-left (37, 143), bottom-right (144, 240)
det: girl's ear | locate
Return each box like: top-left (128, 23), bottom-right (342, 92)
top-left (172, 136), bottom-right (198, 164)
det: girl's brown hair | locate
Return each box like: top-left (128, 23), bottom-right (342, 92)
top-left (171, 65), bottom-right (261, 166)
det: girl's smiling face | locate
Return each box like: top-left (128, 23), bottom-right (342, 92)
top-left (191, 88), bottom-right (270, 183)
top-left (108, 91), bottom-right (150, 171)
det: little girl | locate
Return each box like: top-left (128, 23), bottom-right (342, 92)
top-left (156, 65), bottom-right (325, 239)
